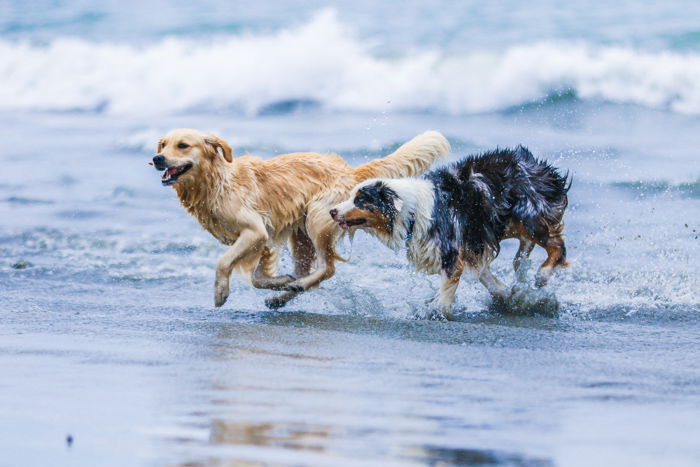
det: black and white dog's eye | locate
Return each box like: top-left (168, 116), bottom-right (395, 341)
top-left (177, 143), bottom-right (189, 149)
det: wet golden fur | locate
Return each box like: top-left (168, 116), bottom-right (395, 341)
top-left (154, 128), bottom-right (450, 308)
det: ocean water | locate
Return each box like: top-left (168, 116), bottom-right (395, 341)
top-left (1, 2), bottom-right (699, 466)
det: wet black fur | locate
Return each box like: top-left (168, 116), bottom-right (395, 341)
top-left (354, 181), bottom-right (401, 235)
top-left (423, 146), bottom-right (570, 275)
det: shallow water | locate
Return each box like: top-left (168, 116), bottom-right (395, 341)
top-left (2, 2), bottom-right (700, 466)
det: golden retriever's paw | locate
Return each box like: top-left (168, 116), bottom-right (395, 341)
top-left (282, 281), bottom-right (305, 293)
top-left (214, 282), bottom-right (230, 307)
top-left (264, 296), bottom-right (287, 309)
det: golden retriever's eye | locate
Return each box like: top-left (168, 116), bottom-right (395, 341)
top-left (177, 143), bottom-right (189, 149)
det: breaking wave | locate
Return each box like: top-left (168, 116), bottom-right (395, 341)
top-left (2, 9), bottom-right (700, 116)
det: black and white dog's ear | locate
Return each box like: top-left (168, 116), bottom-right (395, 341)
top-left (368, 180), bottom-right (403, 215)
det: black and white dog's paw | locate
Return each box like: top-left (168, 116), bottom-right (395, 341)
top-left (416, 297), bottom-right (453, 321)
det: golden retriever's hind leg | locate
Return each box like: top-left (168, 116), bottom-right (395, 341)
top-left (291, 228), bottom-right (316, 277)
top-left (283, 228), bottom-right (338, 293)
top-left (262, 229), bottom-right (320, 310)
top-left (261, 229), bottom-right (319, 310)
top-left (250, 247), bottom-right (295, 290)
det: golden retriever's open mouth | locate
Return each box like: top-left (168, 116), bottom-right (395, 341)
top-left (339, 218), bottom-right (366, 230)
top-left (160, 163), bottom-right (192, 186)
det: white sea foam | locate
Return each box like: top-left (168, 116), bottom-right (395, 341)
top-left (2, 9), bottom-right (700, 116)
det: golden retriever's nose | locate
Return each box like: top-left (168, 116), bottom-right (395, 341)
top-left (329, 208), bottom-right (338, 220)
top-left (152, 155), bottom-right (166, 169)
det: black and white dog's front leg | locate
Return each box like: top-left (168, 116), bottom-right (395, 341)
top-left (427, 267), bottom-right (464, 319)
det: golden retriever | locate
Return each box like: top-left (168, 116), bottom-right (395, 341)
top-left (152, 129), bottom-right (449, 309)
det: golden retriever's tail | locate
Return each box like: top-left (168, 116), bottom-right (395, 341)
top-left (353, 130), bottom-right (450, 181)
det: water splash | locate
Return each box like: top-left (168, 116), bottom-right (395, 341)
top-left (499, 260), bottom-right (561, 317)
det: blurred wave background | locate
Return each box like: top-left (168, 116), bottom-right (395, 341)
top-left (3, 1), bottom-right (700, 116)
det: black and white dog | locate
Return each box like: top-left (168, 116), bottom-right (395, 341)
top-left (330, 146), bottom-right (570, 316)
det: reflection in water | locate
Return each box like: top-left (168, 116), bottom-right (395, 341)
top-left (198, 417), bottom-right (555, 466)
top-left (211, 420), bottom-right (330, 453)
top-left (414, 445), bottom-right (554, 466)
top-left (197, 420), bottom-right (555, 466)
top-left (164, 319), bottom-right (564, 466)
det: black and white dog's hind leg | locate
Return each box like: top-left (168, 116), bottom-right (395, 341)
top-left (513, 238), bottom-right (536, 273)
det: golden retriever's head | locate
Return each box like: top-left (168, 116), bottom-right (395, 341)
top-left (152, 129), bottom-right (232, 186)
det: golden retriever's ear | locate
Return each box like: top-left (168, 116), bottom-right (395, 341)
top-left (157, 139), bottom-right (165, 153)
top-left (204, 134), bottom-right (233, 163)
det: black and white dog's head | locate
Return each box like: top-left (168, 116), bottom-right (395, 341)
top-left (330, 180), bottom-right (404, 238)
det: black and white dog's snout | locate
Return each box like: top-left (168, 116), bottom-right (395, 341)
top-left (329, 208), bottom-right (338, 220)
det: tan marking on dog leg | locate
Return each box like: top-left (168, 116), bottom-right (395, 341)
top-left (534, 225), bottom-right (567, 287)
top-left (534, 244), bottom-right (560, 287)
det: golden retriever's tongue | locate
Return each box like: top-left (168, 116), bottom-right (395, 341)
top-left (162, 167), bottom-right (178, 181)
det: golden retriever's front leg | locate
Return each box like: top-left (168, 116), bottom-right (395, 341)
top-left (214, 228), bottom-right (266, 307)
